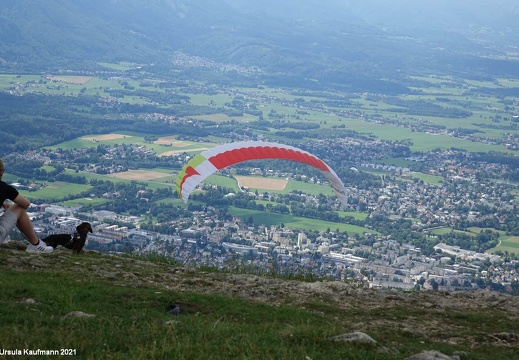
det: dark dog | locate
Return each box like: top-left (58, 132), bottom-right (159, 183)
top-left (42, 222), bottom-right (93, 253)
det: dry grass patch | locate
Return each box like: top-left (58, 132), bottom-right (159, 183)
top-left (48, 75), bottom-right (92, 84)
top-left (159, 147), bottom-right (209, 157)
top-left (108, 170), bottom-right (169, 181)
top-left (235, 176), bottom-right (288, 191)
top-left (155, 136), bottom-right (191, 146)
top-left (82, 134), bottom-right (132, 141)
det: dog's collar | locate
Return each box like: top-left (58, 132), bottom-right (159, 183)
top-left (63, 232), bottom-right (80, 248)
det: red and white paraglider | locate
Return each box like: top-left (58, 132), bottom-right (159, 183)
top-left (176, 141), bottom-right (348, 206)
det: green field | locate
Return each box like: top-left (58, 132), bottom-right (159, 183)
top-left (59, 197), bottom-right (108, 208)
top-left (19, 181), bottom-right (91, 201)
top-left (227, 207), bottom-right (374, 234)
top-left (429, 227), bottom-right (475, 237)
top-left (467, 227), bottom-right (505, 236)
top-left (491, 236), bottom-right (519, 254)
top-left (428, 227), bottom-right (519, 255)
top-left (153, 198), bottom-right (186, 207)
top-left (204, 174), bottom-right (241, 192)
top-left (338, 211), bottom-right (369, 221)
top-left (404, 172), bottom-right (444, 185)
top-left (513, 189), bottom-right (519, 203)
top-left (284, 180), bottom-right (335, 196)
top-left (3, 173), bottom-right (94, 202)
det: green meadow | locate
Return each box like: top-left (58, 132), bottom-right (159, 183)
top-left (0, 174), bottom-right (70, 202)
top-left (512, 189), bottom-right (519, 203)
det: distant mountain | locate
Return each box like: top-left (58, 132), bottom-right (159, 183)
top-left (224, 0), bottom-right (519, 30)
top-left (0, 0), bottom-right (229, 67)
top-left (1, 0), bottom-right (519, 91)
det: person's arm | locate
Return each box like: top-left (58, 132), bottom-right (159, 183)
top-left (11, 193), bottom-right (31, 209)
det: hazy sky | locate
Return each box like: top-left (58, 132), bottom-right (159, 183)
top-left (224, 0), bottom-right (519, 31)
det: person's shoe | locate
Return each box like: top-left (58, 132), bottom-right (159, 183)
top-left (26, 240), bottom-right (54, 253)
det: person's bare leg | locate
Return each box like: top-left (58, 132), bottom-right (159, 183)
top-left (6, 204), bottom-right (39, 244)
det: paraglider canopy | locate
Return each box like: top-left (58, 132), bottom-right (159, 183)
top-left (176, 141), bottom-right (348, 207)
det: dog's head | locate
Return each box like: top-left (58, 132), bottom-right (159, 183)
top-left (76, 222), bottom-right (93, 236)
top-left (72, 222), bottom-right (93, 253)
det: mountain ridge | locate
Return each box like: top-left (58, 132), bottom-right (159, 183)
top-left (2, 1), bottom-right (519, 93)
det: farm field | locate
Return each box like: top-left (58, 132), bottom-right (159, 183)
top-left (1, 175), bottom-right (59, 202)
top-left (201, 174), bottom-right (339, 198)
top-left (48, 132), bottom-right (213, 156)
top-left (234, 175), bottom-right (288, 191)
top-left (467, 227), bottom-right (505, 236)
top-left (47, 75), bottom-right (92, 84)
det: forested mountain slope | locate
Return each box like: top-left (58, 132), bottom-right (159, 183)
top-left (1, 0), bottom-right (519, 89)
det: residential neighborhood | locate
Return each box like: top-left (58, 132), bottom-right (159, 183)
top-left (5, 129), bottom-right (517, 295)
top-left (24, 200), bottom-right (518, 295)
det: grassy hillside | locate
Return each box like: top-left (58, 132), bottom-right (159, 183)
top-left (1, 241), bottom-right (517, 359)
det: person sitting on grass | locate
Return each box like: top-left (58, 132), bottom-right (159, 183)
top-left (0, 159), bottom-right (53, 253)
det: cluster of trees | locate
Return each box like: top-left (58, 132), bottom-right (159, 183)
top-left (248, 119), bottom-right (320, 131)
top-left (370, 96), bottom-right (473, 118)
top-left (0, 91), bottom-right (220, 155)
top-left (437, 230), bottom-right (500, 252)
